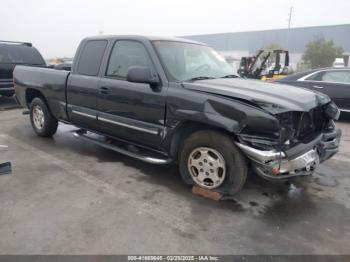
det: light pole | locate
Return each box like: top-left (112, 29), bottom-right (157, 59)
top-left (287, 6), bottom-right (293, 50)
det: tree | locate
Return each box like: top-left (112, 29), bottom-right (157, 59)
top-left (302, 37), bottom-right (344, 68)
top-left (264, 43), bottom-right (284, 51)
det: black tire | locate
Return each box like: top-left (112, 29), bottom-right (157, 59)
top-left (29, 97), bottom-right (58, 137)
top-left (179, 130), bottom-right (247, 196)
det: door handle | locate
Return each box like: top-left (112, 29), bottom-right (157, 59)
top-left (313, 85), bottom-right (324, 89)
top-left (99, 86), bottom-right (110, 94)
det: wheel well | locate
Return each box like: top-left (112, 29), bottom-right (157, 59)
top-left (169, 121), bottom-right (238, 159)
top-left (25, 88), bottom-right (47, 108)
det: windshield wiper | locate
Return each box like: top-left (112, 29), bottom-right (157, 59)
top-left (220, 74), bottom-right (239, 79)
top-left (186, 76), bottom-right (215, 81)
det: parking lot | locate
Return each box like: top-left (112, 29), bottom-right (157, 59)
top-left (0, 97), bottom-right (350, 255)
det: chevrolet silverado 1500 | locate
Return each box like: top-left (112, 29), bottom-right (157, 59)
top-left (14, 35), bottom-right (341, 195)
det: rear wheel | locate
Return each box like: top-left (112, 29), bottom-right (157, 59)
top-left (30, 97), bottom-right (58, 137)
top-left (179, 130), bottom-right (247, 195)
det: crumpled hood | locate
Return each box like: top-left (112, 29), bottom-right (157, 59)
top-left (183, 78), bottom-right (331, 114)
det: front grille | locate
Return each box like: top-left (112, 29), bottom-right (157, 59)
top-left (313, 107), bottom-right (325, 131)
top-left (277, 107), bottom-right (326, 142)
top-left (297, 113), bottom-right (313, 138)
top-left (297, 108), bottom-right (325, 139)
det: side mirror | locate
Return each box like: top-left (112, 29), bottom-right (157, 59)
top-left (127, 66), bottom-right (159, 86)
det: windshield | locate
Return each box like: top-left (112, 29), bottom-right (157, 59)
top-left (153, 41), bottom-right (235, 81)
top-left (0, 45), bottom-right (45, 65)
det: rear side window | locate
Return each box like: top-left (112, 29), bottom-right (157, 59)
top-left (0, 45), bottom-right (45, 65)
top-left (321, 71), bottom-right (350, 84)
top-left (308, 70), bottom-right (350, 84)
top-left (77, 40), bottom-right (107, 76)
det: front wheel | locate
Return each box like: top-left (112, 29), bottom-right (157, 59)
top-left (179, 130), bottom-right (247, 196)
top-left (30, 97), bottom-right (58, 137)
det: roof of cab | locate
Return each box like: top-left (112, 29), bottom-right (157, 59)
top-left (82, 35), bottom-right (206, 45)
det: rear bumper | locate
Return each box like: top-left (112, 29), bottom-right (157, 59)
top-left (0, 81), bottom-right (14, 95)
top-left (236, 128), bottom-right (341, 180)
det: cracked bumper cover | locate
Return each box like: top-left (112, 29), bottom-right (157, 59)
top-left (236, 128), bottom-right (341, 180)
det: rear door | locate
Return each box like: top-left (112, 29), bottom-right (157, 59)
top-left (67, 40), bottom-right (108, 130)
top-left (304, 70), bottom-right (350, 111)
top-left (96, 40), bottom-right (166, 147)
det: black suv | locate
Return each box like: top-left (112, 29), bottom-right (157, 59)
top-left (0, 41), bottom-right (45, 97)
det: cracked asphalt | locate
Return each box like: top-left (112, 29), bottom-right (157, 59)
top-left (0, 96), bottom-right (349, 254)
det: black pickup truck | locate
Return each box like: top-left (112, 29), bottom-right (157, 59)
top-left (14, 35), bottom-right (341, 195)
top-left (0, 41), bottom-right (46, 97)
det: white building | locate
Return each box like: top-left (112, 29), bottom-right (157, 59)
top-left (184, 24), bottom-right (350, 71)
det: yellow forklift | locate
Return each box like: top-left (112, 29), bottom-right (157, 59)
top-left (237, 49), bottom-right (290, 81)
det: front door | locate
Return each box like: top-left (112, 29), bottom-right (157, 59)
top-left (97, 40), bottom-right (166, 147)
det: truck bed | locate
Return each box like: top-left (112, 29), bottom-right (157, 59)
top-left (14, 65), bottom-right (70, 120)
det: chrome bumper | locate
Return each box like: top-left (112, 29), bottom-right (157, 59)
top-left (236, 128), bottom-right (341, 180)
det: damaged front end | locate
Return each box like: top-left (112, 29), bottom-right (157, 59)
top-left (236, 102), bottom-right (341, 180)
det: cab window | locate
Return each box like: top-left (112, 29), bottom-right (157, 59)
top-left (77, 40), bottom-right (107, 76)
top-left (106, 41), bottom-right (153, 79)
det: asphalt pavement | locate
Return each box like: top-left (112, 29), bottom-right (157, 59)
top-left (0, 97), bottom-right (349, 254)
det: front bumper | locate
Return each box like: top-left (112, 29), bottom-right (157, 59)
top-left (236, 128), bottom-right (341, 180)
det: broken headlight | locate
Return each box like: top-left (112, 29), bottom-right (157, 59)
top-left (239, 135), bottom-right (279, 151)
top-left (325, 102), bottom-right (340, 120)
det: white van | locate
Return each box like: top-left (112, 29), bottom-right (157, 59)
top-left (333, 58), bottom-right (345, 67)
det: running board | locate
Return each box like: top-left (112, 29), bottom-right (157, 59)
top-left (72, 130), bottom-right (172, 165)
